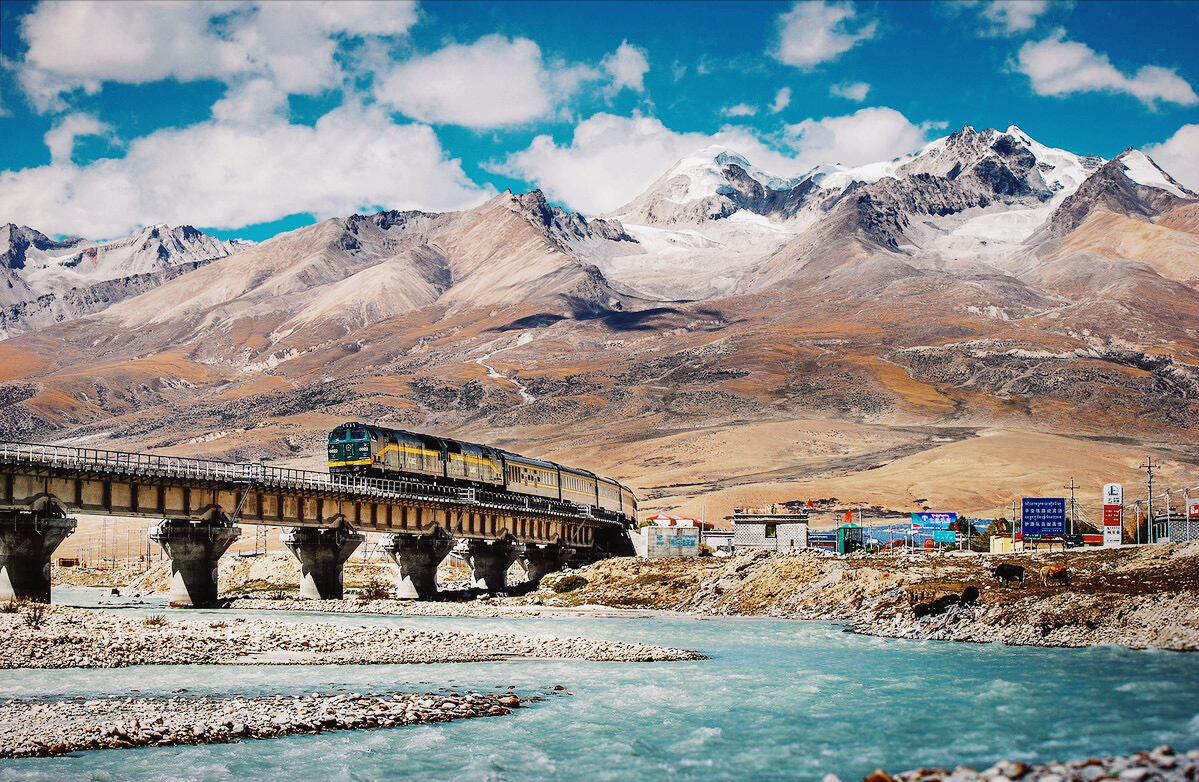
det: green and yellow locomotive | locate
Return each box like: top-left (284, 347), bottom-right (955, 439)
top-left (327, 422), bottom-right (637, 522)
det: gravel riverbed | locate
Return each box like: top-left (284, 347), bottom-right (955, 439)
top-left (0, 688), bottom-right (550, 758)
top-left (1, 605), bottom-right (706, 669)
top-left (850, 746), bottom-right (1199, 782)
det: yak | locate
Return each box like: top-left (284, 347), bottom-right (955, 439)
top-left (960, 585), bottom-right (980, 606)
top-left (992, 563), bottom-right (1026, 587)
top-left (1040, 564), bottom-right (1069, 587)
top-left (913, 592), bottom-right (963, 619)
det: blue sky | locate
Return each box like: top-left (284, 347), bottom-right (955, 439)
top-left (1, 0), bottom-right (1196, 241)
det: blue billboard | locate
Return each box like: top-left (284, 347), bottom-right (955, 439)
top-left (1022, 497), bottom-right (1066, 536)
top-left (911, 512), bottom-right (957, 532)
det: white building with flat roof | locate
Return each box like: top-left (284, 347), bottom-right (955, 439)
top-left (732, 505), bottom-right (809, 553)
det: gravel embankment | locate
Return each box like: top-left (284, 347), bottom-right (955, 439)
top-left (847, 745), bottom-right (1198, 782)
top-left (849, 587), bottom-right (1199, 649)
top-left (521, 543), bottom-right (1199, 651)
top-left (0, 605), bottom-right (706, 669)
top-left (0, 688), bottom-right (550, 758)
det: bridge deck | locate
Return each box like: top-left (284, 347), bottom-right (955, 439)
top-left (0, 442), bottom-right (623, 546)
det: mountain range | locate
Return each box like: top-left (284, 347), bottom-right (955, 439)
top-left (1, 124), bottom-right (1196, 520)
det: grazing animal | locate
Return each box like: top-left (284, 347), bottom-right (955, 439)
top-left (960, 586), bottom-right (980, 606)
top-left (992, 563), bottom-right (1026, 588)
top-left (930, 594), bottom-right (960, 614)
top-left (1040, 564), bottom-right (1069, 587)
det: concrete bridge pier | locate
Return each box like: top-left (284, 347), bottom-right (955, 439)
top-left (380, 530), bottom-right (454, 600)
top-left (522, 542), bottom-right (575, 584)
top-left (464, 535), bottom-right (520, 593)
top-left (0, 499), bottom-right (77, 603)
top-left (281, 521), bottom-right (365, 600)
top-left (150, 513), bottom-right (240, 608)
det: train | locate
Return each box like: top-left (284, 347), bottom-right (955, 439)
top-left (327, 422), bottom-right (638, 523)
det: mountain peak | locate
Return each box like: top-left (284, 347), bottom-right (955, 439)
top-left (1115, 149), bottom-right (1195, 199)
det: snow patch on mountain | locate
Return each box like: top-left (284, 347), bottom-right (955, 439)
top-left (951, 204), bottom-right (1058, 243)
top-left (1119, 150), bottom-right (1191, 199)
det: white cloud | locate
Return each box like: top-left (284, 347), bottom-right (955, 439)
top-left (211, 79), bottom-right (288, 125)
top-left (772, 1), bottom-right (878, 70)
top-left (374, 35), bottom-right (557, 128)
top-left (16, 1), bottom-right (419, 112)
top-left (602, 41), bottom-right (650, 94)
top-left (44, 112), bottom-right (112, 163)
top-left (0, 104), bottom-right (492, 239)
top-left (830, 81), bottom-right (870, 101)
top-left (375, 36), bottom-right (651, 128)
top-left (1142, 125), bottom-right (1199, 192)
top-left (979, 0), bottom-right (1051, 35)
top-left (783, 107), bottom-right (932, 168)
top-left (494, 108), bottom-right (934, 215)
top-left (770, 87), bottom-right (792, 114)
top-left (1015, 30), bottom-right (1198, 108)
top-left (723, 104), bottom-right (758, 118)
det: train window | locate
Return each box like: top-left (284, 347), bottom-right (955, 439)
top-left (352, 429), bottom-right (369, 440)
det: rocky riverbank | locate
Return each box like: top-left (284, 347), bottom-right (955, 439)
top-left (0, 605), bottom-right (706, 669)
top-left (851, 745), bottom-right (1198, 782)
top-left (520, 542), bottom-right (1199, 651)
top-left (53, 542), bottom-right (1199, 651)
top-left (0, 688), bottom-right (550, 758)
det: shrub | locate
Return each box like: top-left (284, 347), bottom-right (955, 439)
top-left (22, 602), bottom-right (46, 628)
top-left (142, 614), bottom-right (167, 627)
top-left (551, 575), bottom-right (588, 593)
top-left (357, 577), bottom-right (392, 602)
top-left (0, 599), bottom-right (22, 614)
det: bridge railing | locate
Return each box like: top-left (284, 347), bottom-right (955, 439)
top-left (0, 441), bottom-right (615, 522)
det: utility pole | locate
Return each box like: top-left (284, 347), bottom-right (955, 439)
top-left (1065, 477), bottom-right (1078, 536)
top-left (1165, 489), bottom-right (1173, 541)
top-left (1140, 456), bottom-right (1155, 545)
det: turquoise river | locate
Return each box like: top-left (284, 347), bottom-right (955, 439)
top-left (2, 588), bottom-right (1198, 781)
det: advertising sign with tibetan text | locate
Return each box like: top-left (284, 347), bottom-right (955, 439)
top-left (1022, 497), bottom-right (1066, 536)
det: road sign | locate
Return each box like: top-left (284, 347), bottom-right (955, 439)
top-left (1022, 497), bottom-right (1066, 536)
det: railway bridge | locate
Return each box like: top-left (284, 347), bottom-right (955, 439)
top-left (0, 442), bottom-right (632, 606)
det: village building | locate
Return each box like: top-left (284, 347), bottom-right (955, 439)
top-left (732, 505), bottom-right (809, 554)
top-left (637, 514), bottom-right (703, 558)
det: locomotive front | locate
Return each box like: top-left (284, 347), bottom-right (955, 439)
top-left (327, 423), bottom-right (377, 474)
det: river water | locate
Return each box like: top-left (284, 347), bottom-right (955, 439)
top-left (3, 589), bottom-right (1198, 781)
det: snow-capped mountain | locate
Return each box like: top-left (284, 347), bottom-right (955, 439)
top-left (593, 125), bottom-right (1193, 300)
top-left (0, 223), bottom-right (246, 338)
